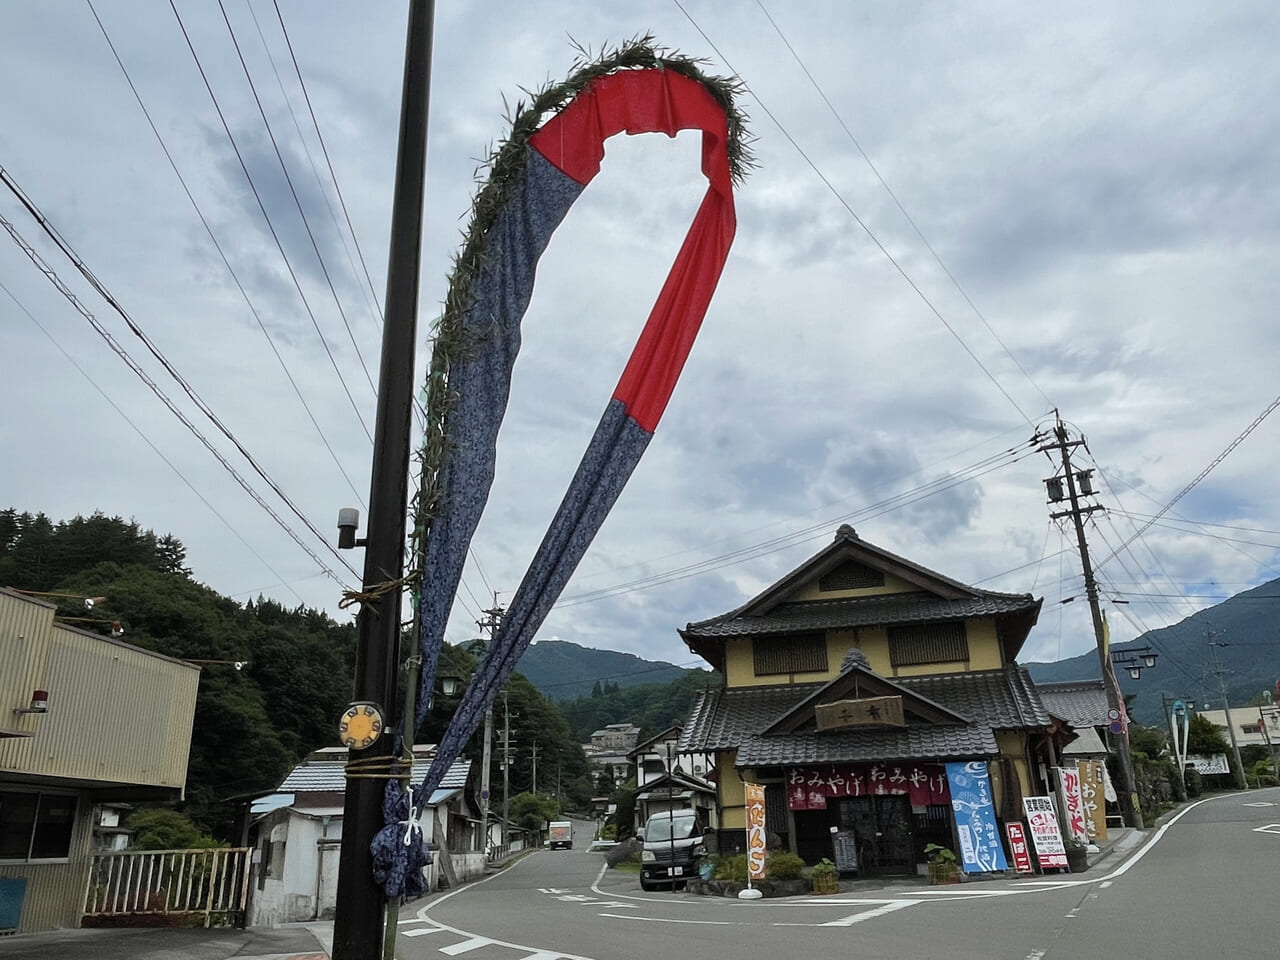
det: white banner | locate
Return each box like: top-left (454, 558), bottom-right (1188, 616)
top-left (1187, 754), bottom-right (1230, 775)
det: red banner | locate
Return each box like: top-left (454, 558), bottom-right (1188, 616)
top-left (1005, 822), bottom-right (1034, 874)
top-left (786, 763), bottom-right (951, 810)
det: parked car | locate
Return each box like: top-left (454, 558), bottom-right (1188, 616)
top-left (639, 809), bottom-right (705, 891)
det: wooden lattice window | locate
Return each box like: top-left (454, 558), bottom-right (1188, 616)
top-left (887, 621), bottom-right (968, 667)
top-left (818, 560), bottom-right (885, 591)
top-left (753, 633), bottom-right (828, 676)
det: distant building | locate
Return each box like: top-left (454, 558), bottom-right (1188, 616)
top-left (585, 722), bottom-right (641, 782)
top-left (1197, 706), bottom-right (1280, 750)
top-left (0, 587), bottom-right (198, 934)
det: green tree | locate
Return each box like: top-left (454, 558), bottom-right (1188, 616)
top-left (507, 792), bottom-right (559, 836)
top-left (127, 808), bottom-right (217, 850)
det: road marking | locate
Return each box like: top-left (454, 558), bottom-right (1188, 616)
top-left (1026, 951), bottom-right (1047, 959)
top-left (1252, 823), bottom-right (1280, 834)
top-left (1244, 801), bottom-right (1276, 807)
top-left (597, 912), bottom-right (734, 925)
top-left (818, 900), bottom-right (918, 926)
top-left (439, 937), bottom-right (495, 955)
top-left (518, 953), bottom-right (566, 960)
top-left (538, 887), bottom-right (571, 894)
top-left (403, 928), bottom-right (443, 937)
top-left (1099, 881), bottom-right (1112, 889)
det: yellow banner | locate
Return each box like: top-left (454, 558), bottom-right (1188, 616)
top-left (745, 782), bottom-right (766, 880)
top-left (1077, 760), bottom-right (1108, 841)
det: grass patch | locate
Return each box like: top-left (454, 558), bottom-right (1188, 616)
top-left (611, 858), bottom-right (642, 874)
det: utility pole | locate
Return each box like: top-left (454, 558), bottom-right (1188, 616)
top-left (1208, 630), bottom-right (1247, 788)
top-left (1042, 413), bottom-right (1145, 828)
top-left (502, 690), bottom-right (511, 844)
top-left (475, 597), bottom-right (504, 854)
top-left (530, 741), bottom-right (540, 795)
top-left (332, 4), bottom-right (434, 959)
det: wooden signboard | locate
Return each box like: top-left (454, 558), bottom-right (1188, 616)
top-left (815, 696), bottom-right (905, 731)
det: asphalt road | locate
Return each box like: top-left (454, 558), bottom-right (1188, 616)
top-left (400, 792), bottom-right (1280, 960)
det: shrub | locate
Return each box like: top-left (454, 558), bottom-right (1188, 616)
top-left (810, 857), bottom-right (837, 879)
top-left (713, 854), bottom-right (748, 882)
top-left (1183, 767), bottom-right (1202, 798)
top-left (766, 851), bottom-right (805, 881)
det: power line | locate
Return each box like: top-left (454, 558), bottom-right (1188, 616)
top-left (2, 276), bottom-right (308, 606)
top-left (0, 206), bottom-right (354, 588)
top-left (1093, 392), bottom-right (1280, 571)
top-left (213, 0), bottom-right (378, 398)
top-left (167, 0), bottom-right (373, 443)
top-left (752, 0), bottom-right (1053, 414)
top-left (672, 0), bottom-right (1037, 428)
top-left (85, 0), bottom-right (366, 509)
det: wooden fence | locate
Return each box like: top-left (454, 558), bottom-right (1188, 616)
top-left (83, 847), bottom-right (250, 927)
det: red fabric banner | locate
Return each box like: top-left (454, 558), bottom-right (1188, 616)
top-left (529, 69), bottom-right (736, 433)
top-left (786, 763), bottom-right (952, 810)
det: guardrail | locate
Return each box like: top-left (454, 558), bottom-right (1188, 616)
top-left (83, 847), bottom-right (250, 927)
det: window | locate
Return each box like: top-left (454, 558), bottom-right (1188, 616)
top-left (888, 621), bottom-right (968, 667)
top-left (753, 633), bottom-right (828, 676)
top-left (818, 560), bottom-right (885, 592)
top-left (0, 790), bottom-right (76, 861)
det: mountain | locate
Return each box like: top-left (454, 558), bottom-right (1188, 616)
top-left (1025, 577), bottom-right (1280, 724)
top-left (516, 639), bottom-right (696, 701)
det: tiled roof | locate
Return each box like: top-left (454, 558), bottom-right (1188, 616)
top-left (680, 667), bottom-right (1050, 767)
top-left (279, 757), bottom-right (470, 793)
top-left (682, 592), bottom-right (1039, 639)
top-left (1036, 680), bottom-right (1110, 727)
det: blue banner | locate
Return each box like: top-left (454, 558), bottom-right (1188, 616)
top-left (944, 762), bottom-right (1008, 873)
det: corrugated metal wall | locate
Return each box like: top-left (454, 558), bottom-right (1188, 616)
top-left (0, 791), bottom-right (92, 933)
top-left (0, 589), bottom-right (54, 745)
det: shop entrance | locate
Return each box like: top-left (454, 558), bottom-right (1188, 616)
top-left (834, 795), bottom-right (915, 876)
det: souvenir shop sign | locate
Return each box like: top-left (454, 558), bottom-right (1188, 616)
top-left (1022, 795), bottom-right (1068, 869)
top-left (1005, 822), bottom-right (1034, 874)
top-left (745, 782), bottom-right (767, 880)
top-left (815, 695), bottom-right (905, 731)
top-left (944, 762), bottom-right (1008, 873)
top-left (1054, 766), bottom-right (1088, 844)
top-left (1076, 760), bottom-right (1108, 841)
top-left (787, 763), bottom-right (950, 810)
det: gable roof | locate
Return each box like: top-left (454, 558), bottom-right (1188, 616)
top-left (679, 526), bottom-right (1042, 670)
top-left (1036, 679), bottom-right (1110, 728)
top-left (763, 665), bottom-right (970, 734)
top-left (680, 665), bottom-right (1050, 767)
top-left (628, 724), bottom-right (683, 759)
top-left (279, 756), bottom-right (471, 793)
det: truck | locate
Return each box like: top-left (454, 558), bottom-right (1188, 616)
top-left (548, 820), bottom-right (573, 850)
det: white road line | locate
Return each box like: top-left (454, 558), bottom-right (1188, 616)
top-left (1252, 823), bottom-right (1280, 834)
top-left (404, 927), bottom-right (443, 937)
top-left (817, 900), bottom-right (918, 926)
top-left (518, 953), bottom-right (567, 960)
top-left (439, 936), bottom-right (495, 955)
top-left (597, 912), bottom-right (734, 925)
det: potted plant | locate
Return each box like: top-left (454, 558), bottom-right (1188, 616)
top-left (1064, 835), bottom-right (1088, 873)
top-left (810, 858), bottom-right (839, 894)
top-left (925, 843), bottom-right (960, 884)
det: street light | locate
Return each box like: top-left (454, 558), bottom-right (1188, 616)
top-left (1111, 646), bottom-right (1159, 679)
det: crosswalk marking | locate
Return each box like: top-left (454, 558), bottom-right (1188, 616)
top-left (440, 936), bottom-right (495, 955)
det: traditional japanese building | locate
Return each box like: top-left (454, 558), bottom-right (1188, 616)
top-left (678, 525), bottom-right (1062, 876)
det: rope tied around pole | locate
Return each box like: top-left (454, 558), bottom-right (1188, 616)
top-left (338, 571), bottom-right (420, 613)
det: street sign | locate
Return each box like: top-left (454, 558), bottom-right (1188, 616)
top-left (815, 695), bottom-right (905, 730)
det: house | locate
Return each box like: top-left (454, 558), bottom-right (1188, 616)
top-left (0, 587), bottom-right (199, 934)
top-left (1197, 706), bottom-right (1280, 751)
top-left (678, 525), bottom-right (1063, 876)
top-left (1036, 679), bottom-right (1114, 760)
top-left (247, 747), bottom-right (474, 926)
top-left (584, 723), bottom-right (640, 784)
top-left (632, 769), bottom-right (717, 836)
top-left (628, 725), bottom-right (714, 786)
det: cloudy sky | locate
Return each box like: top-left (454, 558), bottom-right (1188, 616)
top-left (3, 1), bottom-right (1277, 679)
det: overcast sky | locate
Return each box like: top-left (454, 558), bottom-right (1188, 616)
top-left (3, 1), bottom-right (1277, 680)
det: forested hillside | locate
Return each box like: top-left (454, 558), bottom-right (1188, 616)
top-left (517, 639), bottom-right (695, 700)
top-left (558, 668), bottom-right (721, 743)
top-left (1, 509), bottom-right (594, 835)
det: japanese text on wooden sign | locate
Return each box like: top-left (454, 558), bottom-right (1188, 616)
top-left (1005, 822), bottom-right (1034, 874)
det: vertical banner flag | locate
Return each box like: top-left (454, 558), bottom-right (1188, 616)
top-left (944, 762), bottom-right (1008, 873)
top-left (1054, 767), bottom-right (1088, 844)
top-left (745, 783), bottom-right (767, 881)
top-left (1076, 761), bottom-right (1108, 841)
top-left (370, 41), bottom-right (751, 901)
top-left (1005, 822), bottom-right (1034, 874)
top-left (1022, 796), bottom-right (1068, 869)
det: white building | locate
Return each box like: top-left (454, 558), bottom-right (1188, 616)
top-left (247, 747), bottom-right (475, 926)
top-left (1198, 705), bottom-right (1280, 751)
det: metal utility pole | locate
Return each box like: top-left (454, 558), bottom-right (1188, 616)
top-left (331, 4), bottom-right (434, 958)
top-left (1208, 631), bottom-right (1247, 788)
top-left (530, 741), bottom-right (540, 795)
top-left (475, 598), bottom-right (504, 853)
top-left (1041, 413), bottom-right (1145, 828)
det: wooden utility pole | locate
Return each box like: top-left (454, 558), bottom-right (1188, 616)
top-left (1042, 413), bottom-right (1145, 828)
top-left (475, 597), bottom-right (503, 852)
top-left (332, 4), bottom-right (435, 958)
top-left (1207, 630), bottom-right (1248, 788)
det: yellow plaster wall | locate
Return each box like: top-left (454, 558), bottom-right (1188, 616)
top-left (716, 752), bottom-right (746, 830)
top-left (792, 571), bottom-right (920, 601)
top-left (996, 731), bottom-right (1034, 796)
top-left (724, 616), bottom-right (1006, 688)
